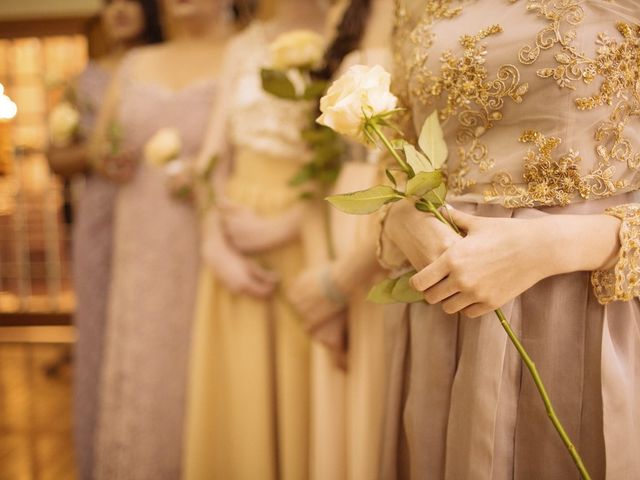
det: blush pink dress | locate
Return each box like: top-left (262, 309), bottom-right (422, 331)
top-left (71, 61), bottom-right (115, 480)
top-left (93, 52), bottom-right (216, 480)
top-left (381, 1), bottom-right (640, 479)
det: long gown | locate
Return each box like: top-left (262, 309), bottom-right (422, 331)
top-left (183, 23), bottom-right (317, 480)
top-left (71, 61), bottom-right (115, 480)
top-left (381, 1), bottom-right (640, 478)
top-left (93, 52), bottom-right (216, 479)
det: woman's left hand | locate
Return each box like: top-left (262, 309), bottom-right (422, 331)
top-left (410, 208), bottom-right (562, 318)
top-left (287, 265), bottom-right (347, 330)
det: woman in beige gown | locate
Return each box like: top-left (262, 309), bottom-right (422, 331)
top-left (182, 2), bottom-right (332, 479)
top-left (286, 1), bottom-right (395, 479)
top-left (379, 1), bottom-right (640, 478)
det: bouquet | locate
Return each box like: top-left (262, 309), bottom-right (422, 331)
top-left (49, 101), bottom-right (80, 147)
top-left (318, 64), bottom-right (592, 480)
top-left (145, 128), bottom-right (192, 200)
top-left (261, 30), bottom-right (345, 195)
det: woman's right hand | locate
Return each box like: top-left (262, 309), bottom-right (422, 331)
top-left (203, 236), bottom-right (279, 299)
top-left (97, 149), bottom-right (138, 183)
top-left (384, 200), bottom-right (461, 271)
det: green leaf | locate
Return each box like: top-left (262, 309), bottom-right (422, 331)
top-left (422, 182), bottom-right (447, 208)
top-left (108, 121), bottom-right (122, 155)
top-left (385, 169), bottom-right (397, 187)
top-left (404, 144), bottom-right (432, 174)
top-left (261, 68), bottom-right (298, 100)
top-left (390, 139), bottom-right (408, 150)
top-left (418, 111), bottom-right (448, 170)
top-left (326, 185), bottom-right (402, 215)
top-left (200, 154), bottom-right (219, 180)
top-left (289, 164), bottom-right (315, 186)
top-left (367, 278), bottom-right (399, 304)
top-left (303, 80), bottom-right (329, 100)
top-left (405, 171), bottom-right (443, 197)
top-left (390, 271), bottom-right (424, 303)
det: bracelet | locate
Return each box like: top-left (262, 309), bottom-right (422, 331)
top-left (320, 267), bottom-right (348, 306)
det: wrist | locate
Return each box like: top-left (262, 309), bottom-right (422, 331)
top-left (541, 214), bottom-right (621, 274)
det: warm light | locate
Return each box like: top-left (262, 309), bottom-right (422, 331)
top-left (0, 94), bottom-right (17, 121)
top-left (0, 83), bottom-right (4, 95)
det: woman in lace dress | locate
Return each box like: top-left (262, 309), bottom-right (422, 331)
top-left (182, 1), bottom-right (336, 478)
top-left (89, 1), bottom-right (231, 477)
top-left (47, 2), bottom-right (162, 479)
top-left (379, 1), bottom-right (640, 478)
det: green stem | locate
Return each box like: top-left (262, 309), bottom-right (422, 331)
top-left (494, 308), bottom-right (592, 480)
top-left (369, 124), bottom-right (592, 480)
top-left (368, 121), bottom-right (412, 175)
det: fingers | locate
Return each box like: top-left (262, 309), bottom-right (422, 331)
top-left (411, 255), bottom-right (450, 292)
top-left (462, 303), bottom-right (493, 319)
top-left (247, 261), bottom-right (279, 284)
top-left (441, 292), bottom-right (475, 315)
top-left (440, 206), bottom-right (477, 231)
top-left (422, 277), bottom-right (457, 304)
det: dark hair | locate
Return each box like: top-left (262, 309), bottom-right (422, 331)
top-left (133, 0), bottom-right (164, 44)
top-left (102, 0), bottom-right (164, 44)
top-left (231, 0), bottom-right (258, 28)
top-left (315, 0), bottom-right (372, 81)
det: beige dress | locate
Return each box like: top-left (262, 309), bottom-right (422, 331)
top-left (184, 23), bottom-right (316, 480)
top-left (381, 1), bottom-right (640, 478)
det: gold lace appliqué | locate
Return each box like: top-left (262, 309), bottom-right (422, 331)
top-left (485, 130), bottom-right (588, 207)
top-left (416, 25), bottom-right (529, 194)
top-left (592, 204), bottom-right (640, 304)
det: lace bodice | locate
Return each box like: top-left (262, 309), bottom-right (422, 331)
top-left (394, 0), bottom-right (640, 208)
top-left (228, 23), bottom-right (314, 161)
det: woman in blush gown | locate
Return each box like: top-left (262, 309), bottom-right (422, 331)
top-left (380, 1), bottom-right (640, 478)
top-left (182, 1), bottom-right (338, 479)
top-left (286, 1), bottom-right (395, 479)
top-left (47, 2), bottom-right (162, 479)
top-left (88, 0), bottom-right (231, 477)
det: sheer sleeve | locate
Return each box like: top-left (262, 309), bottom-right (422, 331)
top-left (591, 204), bottom-right (640, 304)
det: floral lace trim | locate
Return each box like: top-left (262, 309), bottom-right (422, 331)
top-left (591, 204), bottom-right (640, 304)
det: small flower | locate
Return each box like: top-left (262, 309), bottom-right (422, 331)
top-left (317, 64), bottom-right (398, 143)
top-left (163, 158), bottom-right (193, 199)
top-left (270, 30), bottom-right (325, 70)
top-left (144, 128), bottom-right (181, 167)
top-left (49, 102), bottom-right (80, 147)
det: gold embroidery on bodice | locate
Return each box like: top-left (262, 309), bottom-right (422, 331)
top-left (395, 0), bottom-right (640, 207)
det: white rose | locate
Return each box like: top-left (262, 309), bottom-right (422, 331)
top-left (49, 102), bottom-right (80, 147)
top-left (317, 64), bottom-right (398, 143)
top-left (163, 158), bottom-right (193, 198)
top-left (270, 30), bottom-right (325, 70)
top-left (144, 128), bottom-right (182, 167)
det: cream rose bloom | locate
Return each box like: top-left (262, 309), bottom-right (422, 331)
top-left (270, 30), bottom-right (325, 70)
top-left (49, 102), bottom-right (80, 147)
top-left (144, 128), bottom-right (182, 167)
top-left (163, 158), bottom-right (193, 197)
top-left (317, 64), bottom-right (398, 143)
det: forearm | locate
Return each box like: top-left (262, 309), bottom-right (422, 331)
top-left (542, 214), bottom-right (621, 275)
top-left (47, 144), bottom-right (90, 177)
top-left (332, 232), bottom-right (382, 295)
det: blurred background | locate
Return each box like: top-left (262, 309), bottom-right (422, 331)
top-left (0, 2), bottom-right (97, 478)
